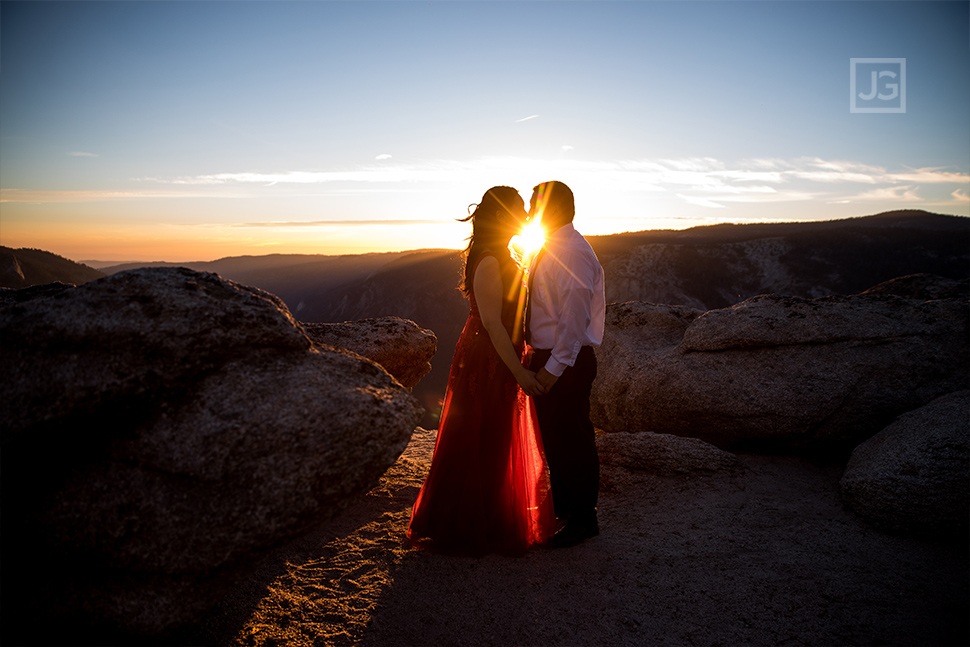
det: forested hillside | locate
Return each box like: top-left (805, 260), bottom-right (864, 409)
top-left (0, 246), bottom-right (104, 288)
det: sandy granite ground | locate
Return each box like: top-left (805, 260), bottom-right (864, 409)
top-left (183, 428), bottom-right (969, 647)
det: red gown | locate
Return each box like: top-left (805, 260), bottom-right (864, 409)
top-left (407, 255), bottom-right (555, 556)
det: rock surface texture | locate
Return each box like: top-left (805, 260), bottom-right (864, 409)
top-left (840, 390), bottom-right (969, 537)
top-left (591, 275), bottom-right (969, 450)
top-left (0, 268), bottom-right (424, 640)
top-left (302, 317), bottom-right (436, 389)
top-left (179, 427), bottom-right (968, 647)
top-left (597, 431), bottom-right (742, 476)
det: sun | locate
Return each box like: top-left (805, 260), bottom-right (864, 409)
top-left (508, 220), bottom-right (546, 267)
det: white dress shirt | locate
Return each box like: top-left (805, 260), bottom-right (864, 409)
top-left (528, 222), bottom-right (606, 377)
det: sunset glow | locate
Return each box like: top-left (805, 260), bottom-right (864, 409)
top-left (509, 219), bottom-right (547, 268)
top-left (1, 2), bottom-right (967, 263)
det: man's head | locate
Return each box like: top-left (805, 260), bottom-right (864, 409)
top-left (530, 181), bottom-right (574, 233)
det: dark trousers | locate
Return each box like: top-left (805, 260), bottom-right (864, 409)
top-left (530, 346), bottom-right (599, 522)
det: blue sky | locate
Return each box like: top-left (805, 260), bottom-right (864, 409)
top-left (1, 1), bottom-right (967, 261)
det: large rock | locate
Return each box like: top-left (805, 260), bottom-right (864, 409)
top-left (0, 280), bottom-right (74, 307)
top-left (597, 431), bottom-right (741, 476)
top-left (858, 272), bottom-right (969, 301)
top-left (302, 317), bottom-right (436, 389)
top-left (591, 276), bottom-right (968, 450)
top-left (0, 268), bottom-right (424, 640)
top-left (0, 267), bottom-right (311, 442)
top-left (839, 390), bottom-right (969, 537)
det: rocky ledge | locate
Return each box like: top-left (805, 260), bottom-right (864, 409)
top-left (0, 268), bottom-right (433, 639)
top-left (592, 274), bottom-right (968, 452)
top-left (1, 268), bottom-right (965, 644)
top-left (590, 273), bottom-right (968, 539)
top-left (840, 390), bottom-right (969, 536)
top-left (302, 317), bottom-right (436, 389)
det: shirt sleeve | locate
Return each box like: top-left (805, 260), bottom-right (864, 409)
top-left (543, 248), bottom-right (597, 377)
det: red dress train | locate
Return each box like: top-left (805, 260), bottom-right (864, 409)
top-left (407, 257), bottom-right (555, 556)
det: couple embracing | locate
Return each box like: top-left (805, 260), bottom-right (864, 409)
top-left (407, 181), bottom-right (606, 555)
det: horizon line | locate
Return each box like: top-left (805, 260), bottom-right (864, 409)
top-left (32, 208), bottom-right (962, 266)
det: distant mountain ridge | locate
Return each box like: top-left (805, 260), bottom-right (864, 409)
top-left (93, 251), bottom-right (458, 319)
top-left (589, 209), bottom-right (969, 310)
top-left (0, 247), bottom-right (104, 289)
top-left (5, 210), bottom-right (967, 426)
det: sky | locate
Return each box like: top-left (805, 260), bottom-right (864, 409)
top-left (1, 0), bottom-right (968, 262)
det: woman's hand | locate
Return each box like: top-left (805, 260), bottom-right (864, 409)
top-left (514, 367), bottom-right (544, 397)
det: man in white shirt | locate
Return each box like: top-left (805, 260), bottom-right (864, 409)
top-left (527, 181), bottom-right (606, 548)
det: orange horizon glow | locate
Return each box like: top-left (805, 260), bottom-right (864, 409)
top-left (2, 184), bottom-right (967, 264)
top-left (0, 202), bottom-right (474, 262)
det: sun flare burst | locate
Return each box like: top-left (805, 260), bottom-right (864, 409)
top-left (509, 220), bottom-right (546, 267)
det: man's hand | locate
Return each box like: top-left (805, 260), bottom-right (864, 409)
top-left (536, 367), bottom-right (559, 395)
top-left (515, 368), bottom-right (545, 397)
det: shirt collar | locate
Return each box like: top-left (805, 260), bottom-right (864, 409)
top-left (547, 222), bottom-right (575, 241)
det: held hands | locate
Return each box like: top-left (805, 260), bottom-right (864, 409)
top-left (515, 366), bottom-right (559, 397)
top-left (535, 367), bottom-right (559, 395)
top-left (515, 367), bottom-right (545, 397)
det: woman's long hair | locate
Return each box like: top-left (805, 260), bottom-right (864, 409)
top-left (458, 186), bottom-right (525, 296)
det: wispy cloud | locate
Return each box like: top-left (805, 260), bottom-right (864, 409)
top-left (127, 156), bottom-right (969, 211)
top-left (232, 219), bottom-right (443, 228)
top-left (891, 167), bottom-right (970, 184)
top-left (849, 185), bottom-right (922, 202)
top-left (676, 194), bottom-right (726, 209)
top-left (515, 115), bottom-right (539, 123)
top-left (151, 170), bottom-right (425, 185)
top-left (375, 154), bottom-right (392, 160)
top-left (609, 157), bottom-right (968, 206)
top-left (0, 189), bottom-right (187, 203)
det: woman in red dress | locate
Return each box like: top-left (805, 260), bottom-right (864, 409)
top-left (407, 186), bottom-right (555, 556)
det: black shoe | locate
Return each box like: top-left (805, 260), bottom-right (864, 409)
top-left (551, 518), bottom-right (599, 548)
